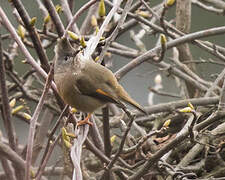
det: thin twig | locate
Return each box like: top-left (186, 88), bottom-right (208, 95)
top-left (83, 0), bottom-right (123, 59)
top-left (11, 0), bottom-right (50, 72)
top-left (143, 96), bottom-right (218, 116)
top-left (106, 108), bottom-right (135, 170)
top-left (128, 111), bottom-right (225, 180)
top-left (80, 2), bottom-right (99, 35)
top-left (0, 158), bottom-right (16, 180)
top-left (32, 109), bottom-right (54, 164)
top-left (0, 34), bottom-right (17, 152)
top-left (25, 65), bottom-right (54, 180)
top-left (217, 75), bottom-right (225, 112)
top-left (64, 0), bottom-right (98, 38)
top-left (85, 137), bottom-right (110, 163)
top-left (36, 133), bottom-right (61, 180)
top-left (60, 0), bottom-right (80, 34)
top-left (0, 7), bottom-right (51, 84)
top-left (205, 69), bottom-right (225, 98)
top-left (89, 115), bottom-right (104, 152)
top-left (192, 0), bottom-right (225, 15)
top-left (42, 0), bottom-right (65, 37)
top-left (148, 87), bottom-right (181, 98)
top-left (115, 25), bottom-right (225, 80)
top-left (160, 4), bottom-right (169, 35)
top-left (0, 141), bottom-right (26, 172)
top-left (0, 35), bottom-right (24, 179)
top-left (0, 7), bottom-right (66, 112)
top-left (98, 0), bottom-right (133, 62)
top-left (102, 106), bottom-right (111, 157)
top-left (35, 105), bottom-right (68, 177)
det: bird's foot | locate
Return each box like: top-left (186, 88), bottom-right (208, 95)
top-left (77, 114), bottom-right (93, 126)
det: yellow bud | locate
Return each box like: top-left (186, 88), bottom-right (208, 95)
top-left (136, 10), bottom-right (150, 18)
top-left (70, 107), bottom-right (77, 113)
top-left (11, 105), bottom-right (24, 115)
top-left (55, 5), bottom-right (62, 13)
top-left (9, 98), bottom-right (16, 108)
top-left (91, 15), bottom-right (98, 27)
top-left (63, 139), bottom-right (72, 148)
top-left (17, 25), bottom-right (26, 40)
top-left (110, 135), bottom-right (116, 144)
top-left (30, 17), bottom-right (37, 26)
top-left (21, 59), bottom-right (27, 63)
top-left (22, 112), bottom-right (31, 120)
top-left (179, 107), bottom-right (193, 113)
top-left (66, 132), bottom-right (76, 138)
top-left (100, 36), bottom-right (105, 41)
top-left (166, 0), bottom-right (176, 6)
top-left (30, 170), bottom-right (35, 178)
top-left (163, 119), bottom-right (171, 128)
top-left (188, 102), bottom-right (194, 110)
top-left (98, 0), bottom-right (106, 17)
top-left (95, 26), bottom-right (100, 34)
top-left (80, 37), bottom-right (86, 48)
top-left (68, 31), bottom-right (79, 41)
top-left (62, 127), bottom-right (73, 148)
top-left (95, 56), bottom-right (100, 62)
top-left (62, 127), bottom-right (70, 142)
top-left (160, 34), bottom-right (167, 45)
top-left (44, 15), bottom-right (50, 24)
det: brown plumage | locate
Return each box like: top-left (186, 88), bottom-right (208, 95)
top-left (54, 38), bottom-right (146, 122)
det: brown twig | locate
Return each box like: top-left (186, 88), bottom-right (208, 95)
top-left (143, 96), bottom-right (218, 116)
top-left (193, 0), bottom-right (224, 15)
top-left (115, 26), bottom-right (225, 80)
top-left (60, 0), bottom-right (80, 34)
top-left (0, 7), bottom-right (66, 113)
top-left (148, 87), bottom-right (181, 98)
top-left (89, 115), bottom-right (104, 152)
top-left (129, 8), bottom-right (225, 63)
top-left (0, 7), bottom-right (51, 84)
top-left (0, 33), bottom-right (23, 179)
top-left (99, 0), bottom-right (134, 62)
top-left (35, 105), bottom-right (69, 177)
top-left (160, 4), bottom-right (169, 35)
top-left (128, 111), bottom-right (225, 179)
top-left (217, 75), bottom-right (225, 112)
top-left (64, 0), bottom-right (98, 38)
top-left (85, 137), bottom-right (111, 163)
top-left (32, 109), bottom-right (54, 164)
top-left (0, 141), bottom-right (26, 172)
top-left (102, 106), bottom-right (111, 156)
top-left (25, 65), bottom-right (54, 180)
top-left (80, 2), bottom-right (99, 35)
top-left (106, 107), bottom-right (135, 170)
top-left (11, 0), bottom-right (50, 72)
top-left (0, 158), bottom-right (16, 180)
top-left (0, 35), bottom-right (17, 151)
top-left (35, 133), bottom-right (61, 180)
top-left (42, 0), bottom-right (65, 37)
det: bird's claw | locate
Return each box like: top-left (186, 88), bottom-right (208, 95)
top-left (77, 115), bottom-right (93, 127)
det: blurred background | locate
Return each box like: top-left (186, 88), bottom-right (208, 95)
top-left (0, 0), bottom-right (225, 178)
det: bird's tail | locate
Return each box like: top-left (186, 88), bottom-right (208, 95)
top-left (117, 85), bottom-right (147, 115)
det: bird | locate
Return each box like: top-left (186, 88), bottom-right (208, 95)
top-left (54, 37), bottom-right (146, 126)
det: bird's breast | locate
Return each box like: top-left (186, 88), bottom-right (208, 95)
top-left (54, 72), bottom-right (105, 112)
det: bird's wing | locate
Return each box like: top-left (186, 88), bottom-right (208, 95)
top-left (75, 60), bottom-right (147, 114)
top-left (75, 70), bottom-right (120, 104)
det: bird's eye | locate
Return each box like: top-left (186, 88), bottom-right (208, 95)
top-left (64, 55), bottom-right (69, 61)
